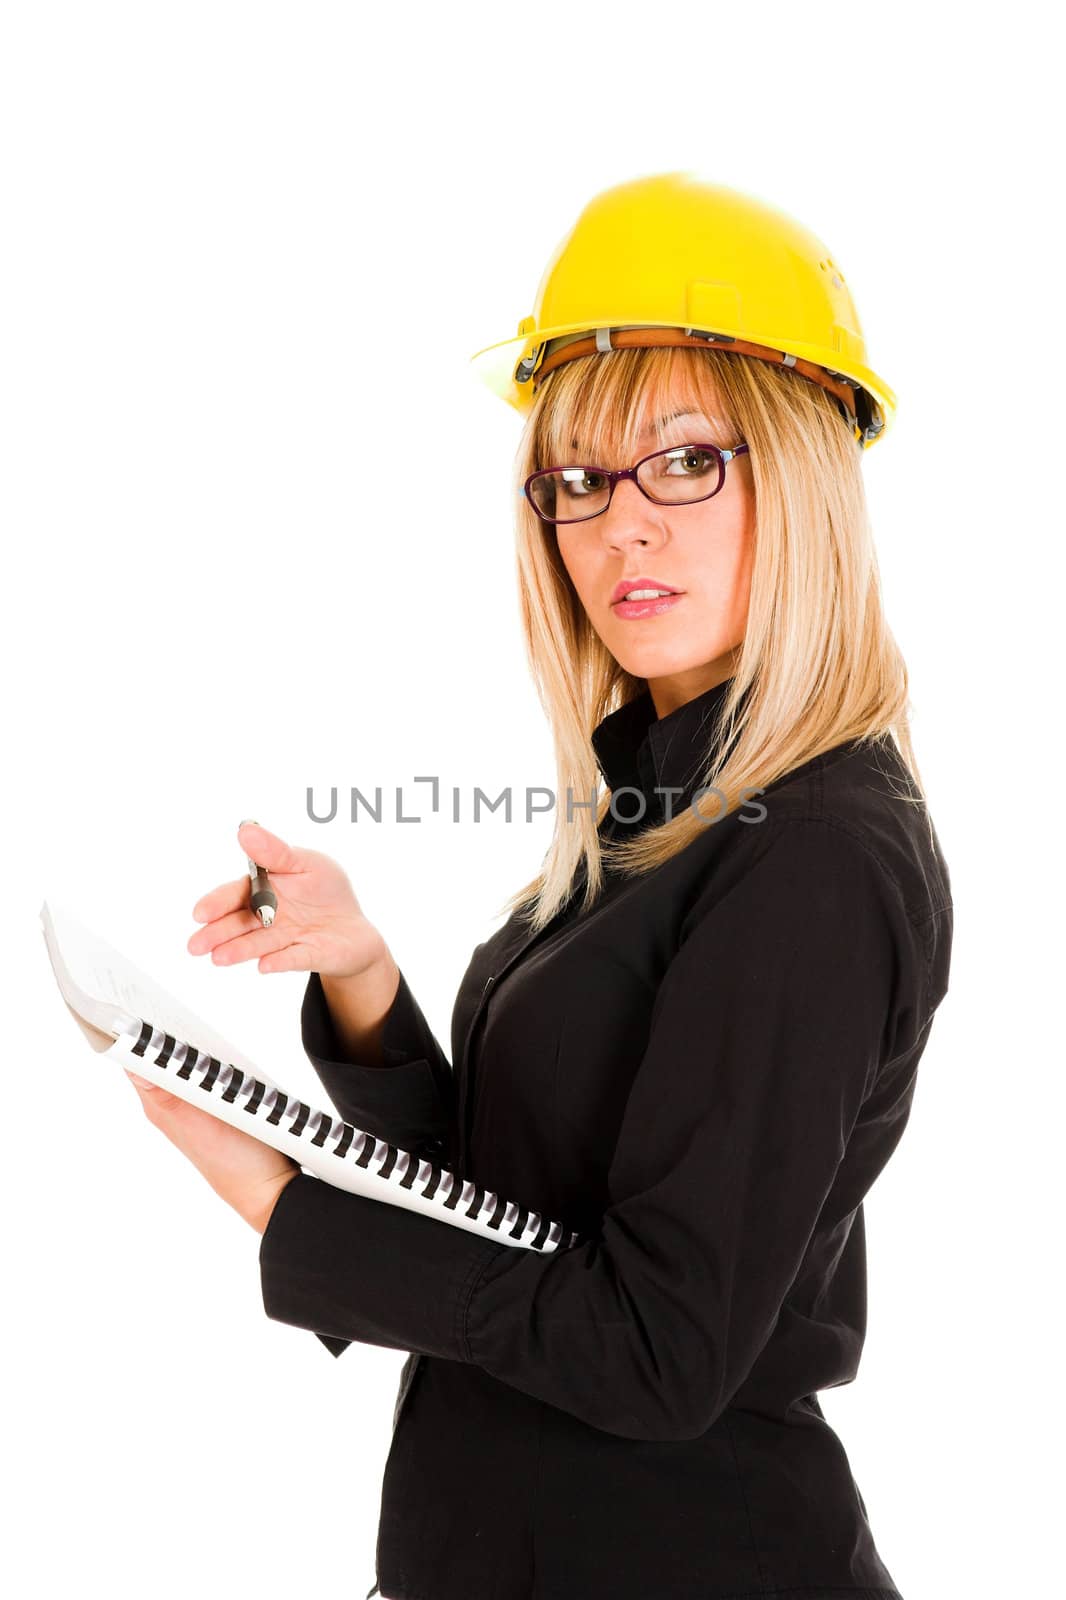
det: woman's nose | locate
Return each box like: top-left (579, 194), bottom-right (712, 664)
top-left (598, 479), bottom-right (665, 549)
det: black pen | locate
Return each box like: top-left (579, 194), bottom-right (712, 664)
top-left (240, 818), bottom-right (278, 928)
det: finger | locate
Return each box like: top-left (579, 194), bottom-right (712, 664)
top-left (188, 906), bottom-right (261, 957)
top-left (236, 821), bottom-right (305, 876)
top-left (191, 876), bottom-right (255, 927)
top-left (257, 943), bottom-right (316, 975)
top-left (209, 920), bottom-right (296, 968)
top-left (125, 1069), bottom-right (180, 1113)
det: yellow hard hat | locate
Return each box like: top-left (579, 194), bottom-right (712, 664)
top-left (469, 171), bottom-right (896, 449)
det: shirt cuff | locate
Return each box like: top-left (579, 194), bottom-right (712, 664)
top-left (258, 1169), bottom-right (507, 1361)
top-left (300, 970), bottom-right (451, 1157)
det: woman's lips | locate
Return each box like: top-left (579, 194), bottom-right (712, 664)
top-left (611, 592), bottom-right (686, 620)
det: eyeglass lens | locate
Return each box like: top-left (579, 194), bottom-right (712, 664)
top-left (528, 444), bottom-right (725, 524)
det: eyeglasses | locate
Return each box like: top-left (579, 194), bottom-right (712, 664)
top-left (523, 441), bottom-right (751, 526)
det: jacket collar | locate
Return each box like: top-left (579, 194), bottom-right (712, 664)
top-left (591, 675), bottom-right (743, 821)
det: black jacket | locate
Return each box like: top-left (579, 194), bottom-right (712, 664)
top-left (259, 676), bottom-right (953, 1600)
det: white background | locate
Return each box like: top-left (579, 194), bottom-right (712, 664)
top-left (2, 3), bottom-right (1060, 1596)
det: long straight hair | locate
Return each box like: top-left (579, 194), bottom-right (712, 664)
top-left (498, 344), bottom-right (926, 932)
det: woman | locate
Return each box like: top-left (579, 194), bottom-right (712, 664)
top-left (130, 173), bottom-right (953, 1599)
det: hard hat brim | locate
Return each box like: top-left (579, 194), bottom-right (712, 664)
top-left (469, 319), bottom-right (897, 445)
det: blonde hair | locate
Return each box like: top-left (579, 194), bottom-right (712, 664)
top-left (498, 344), bottom-right (927, 932)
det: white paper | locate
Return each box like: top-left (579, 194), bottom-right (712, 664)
top-left (41, 899), bottom-right (261, 1074)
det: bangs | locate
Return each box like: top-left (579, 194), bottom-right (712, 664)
top-left (531, 346), bottom-right (739, 472)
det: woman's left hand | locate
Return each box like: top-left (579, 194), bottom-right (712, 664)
top-left (125, 1069), bottom-right (300, 1235)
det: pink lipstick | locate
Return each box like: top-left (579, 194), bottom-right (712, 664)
top-left (610, 576), bottom-right (685, 621)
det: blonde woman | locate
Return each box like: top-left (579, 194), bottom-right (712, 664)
top-left (131, 174), bottom-right (953, 1600)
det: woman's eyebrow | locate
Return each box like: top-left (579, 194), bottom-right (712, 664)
top-left (569, 409), bottom-right (705, 451)
top-left (641, 408), bottom-right (704, 436)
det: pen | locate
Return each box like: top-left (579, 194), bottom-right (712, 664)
top-left (240, 818), bottom-right (278, 928)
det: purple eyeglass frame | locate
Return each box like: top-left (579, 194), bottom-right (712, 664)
top-left (522, 441), bottom-right (751, 526)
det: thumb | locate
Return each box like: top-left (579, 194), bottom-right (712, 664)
top-left (237, 820), bottom-right (304, 875)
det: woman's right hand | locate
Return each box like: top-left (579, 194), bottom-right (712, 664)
top-left (188, 821), bottom-right (387, 980)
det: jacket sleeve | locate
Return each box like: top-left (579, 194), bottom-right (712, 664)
top-left (301, 968), bottom-right (456, 1158)
top-left (297, 967), bottom-right (458, 1359)
top-left (259, 821), bottom-right (919, 1432)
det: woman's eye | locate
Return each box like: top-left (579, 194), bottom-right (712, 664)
top-left (562, 470), bottom-right (607, 498)
top-left (664, 448), bottom-right (715, 476)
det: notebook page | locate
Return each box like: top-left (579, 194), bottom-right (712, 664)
top-left (41, 899), bottom-right (263, 1078)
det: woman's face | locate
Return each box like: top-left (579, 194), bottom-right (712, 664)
top-left (553, 402), bottom-right (755, 718)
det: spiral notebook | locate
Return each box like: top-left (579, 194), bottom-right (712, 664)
top-left (40, 900), bottom-right (583, 1254)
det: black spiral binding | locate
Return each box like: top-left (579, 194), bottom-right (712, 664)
top-left (128, 1019), bottom-right (585, 1252)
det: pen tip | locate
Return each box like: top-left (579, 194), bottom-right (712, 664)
top-left (257, 906), bottom-right (275, 928)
